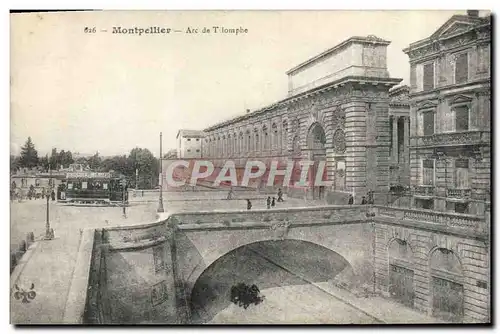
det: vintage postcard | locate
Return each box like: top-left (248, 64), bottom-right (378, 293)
top-left (9, 10), bottom-right (491, 325)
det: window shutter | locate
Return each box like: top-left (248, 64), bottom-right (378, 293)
top-left (423, 63), bottom-right (435, 91)
top-left (442, 107), bottom-right (454, 132)
top-left (455, 53), bottom-right (469, 84)
top-left (455, 159), bottom-right (469, 189)
top-left (417, 112), bottom-right (424, 136)
top-left (416, 64), bottom-right (424, 92)
top-left (454, 106), bottom-right (469, 131)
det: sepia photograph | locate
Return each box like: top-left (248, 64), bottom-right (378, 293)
top-left (9, 9), bottom-right (491, 325)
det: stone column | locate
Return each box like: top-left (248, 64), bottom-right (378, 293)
top-left (344, 101), bottom-right (367, 195)
top-left (392, 116), bottom-right (398, 164)
top-left (403, 116), bottom-right (411, 185)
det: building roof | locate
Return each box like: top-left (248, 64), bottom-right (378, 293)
top-left (204, 35), bottom-right (401, 133)
top-left (389, 85), bottom-right (410, 107)
top-left (403, 13), bottom-right (491, 53)
top-left (176, 129), bottom-right (205, 139)
top-left (286, 35), bottom-right (391, 75)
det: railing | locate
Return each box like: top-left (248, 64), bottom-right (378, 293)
top-left (170, 205), bottom-right (367, 227)
top-left (447, 188), bottom-right (472, 198)
top-left (413, 131), bottom-right (490, 148)
top-left (414, 185), bottom-right (435, 197)
top-left (374, 206), bottom-right (488, 236)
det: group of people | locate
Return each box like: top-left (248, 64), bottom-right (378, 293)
top-left (230, 283), bottom-right (264, 309)
top-left (347, 190), bottom-right (375, 205)
top-left (10, 184), bottom-right (56, 202)
top-left (245, 188), bottom-right (285, 210)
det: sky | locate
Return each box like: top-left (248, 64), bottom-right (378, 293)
top-left (10, 10), bottom-right (488, 157)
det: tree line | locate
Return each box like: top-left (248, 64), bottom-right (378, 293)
top-left (11, 137), bottom-right (162, 189)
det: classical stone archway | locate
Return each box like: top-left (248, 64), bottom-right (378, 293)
top-left (188, 239), bottom-right (353, 323)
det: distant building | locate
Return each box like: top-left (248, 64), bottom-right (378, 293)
top-left (403, 10), bottom-right (491, 215)
top-left (176, 130), bottom-right (204, 159)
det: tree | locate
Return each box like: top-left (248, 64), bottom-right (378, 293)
top-left (128, 148), bottom-right (158, 189)
top-left (88, 152), bottom-right (102, 171)
top-left (63, 151), bottom-right (74, 167)
top-left (58, 150), bottom-right (74, 168)
top-left (10, 155), bottom-right (21, 174)
top-left (19, 137), bottom-right (39, 168)
top-left (49, 148), bottom-right (57, 169)
top-left (39, 154), bottom-right (50, 171)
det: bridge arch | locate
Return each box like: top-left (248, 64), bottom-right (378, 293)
top-left (187, 238), bottom-right (354, 323)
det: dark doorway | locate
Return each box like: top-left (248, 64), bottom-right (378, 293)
top-left (389, 264), bottom-right (415, 308)
top-left (432, 276), bottom-right (464, 322)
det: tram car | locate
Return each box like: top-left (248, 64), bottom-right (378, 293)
top-left (63, 171), bottom-right (128, 205)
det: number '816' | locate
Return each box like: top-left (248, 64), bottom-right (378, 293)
top-left (84, 27), bottom-right (96, 33)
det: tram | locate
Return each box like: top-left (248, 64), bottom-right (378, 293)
top-left (63, 171), bottom-right (128, 206)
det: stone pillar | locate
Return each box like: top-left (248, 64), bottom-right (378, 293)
top-left (392, 116), bottom-right (398, 164)
top-left (344, 101), bottom-right (367, 195)
top-left (403, 116), bottom-right (410, 185)
top-left (169, 224), bottom-right (191, 324)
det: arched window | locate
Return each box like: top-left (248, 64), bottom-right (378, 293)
top-left (255, 132), bottom-right (259, 153)
top-left (272, 123), bottom-right (278, 150)
top-left (282, 121), bottom-right (288, 152)
top-left (234, 135), bottom-right (238, 156)
top-left (239, 132), bottom-right (244, 155)
top-left (246, 131), bottom-right (251, 153)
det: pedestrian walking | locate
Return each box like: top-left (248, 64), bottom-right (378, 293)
top-left (51, 190), bottom-right (56, 201)
top-left (247, 199), bottom-right (252, 210)
top-left (227, 188), bottom-right (233, 200)
top-left (367, 190), bottom-right (374, 205)
top-left (266, 196), bottom-right (271, 209)
top-left (271, 197), bottom-right (276, 207)
top-left (348, 194), bottom-right (354, 205)
top-left (361, 196), bottom-right (367, 205)
top-left (277, 188), bottom-right (284, 202)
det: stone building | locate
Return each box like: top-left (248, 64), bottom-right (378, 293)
top-left (176, 129), bottom-right (204, 159)
top-left (203, 35), bottom-right (411, 203)
top-left (403, 10), bottom-right (491, 216)
top-left (372, 10), bottom-right (492, 324)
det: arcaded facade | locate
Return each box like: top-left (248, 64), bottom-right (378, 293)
top-left (203, 35), bottom-right (408, 203)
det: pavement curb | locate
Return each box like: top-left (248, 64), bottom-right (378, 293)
top-left (10, 242), bottom-right (39, 290)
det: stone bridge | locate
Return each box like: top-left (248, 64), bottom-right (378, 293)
top-left (61, 205), bottom-right (489, 324)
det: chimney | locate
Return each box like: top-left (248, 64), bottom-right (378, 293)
top-left (467, 10), bottom-right (479, 17)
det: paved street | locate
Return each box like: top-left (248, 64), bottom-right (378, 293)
top-left (10, 191), bottom-right (328, 324)
top-left (210, 284), bottom-right (380, 324)
top-left (210, 283), bottom-right (444, 324)
top-left (10, 199), bottom-right (158, 253)
top-left (11, 191), bottom-right (323, 252)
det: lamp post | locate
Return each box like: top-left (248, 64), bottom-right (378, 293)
top-left (122, 178), bottom-right (127, 218)
top-left (45, 164), bottom-right (53, 240)
top-left (157, 132), bottom-right (165, 213)
top-left (135, 168), bottom-right (139, 191)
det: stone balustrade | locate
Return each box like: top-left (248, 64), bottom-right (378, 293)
top-left (170, 205), bottom-right (368, 228)
top-left (374, 205), bottom-right (488, 236)
top-left (447, 188), bottom-right (472, 198)
top-left (413, 185), bottom-right (435, 197)
top-left (413, 131), bottom-right (490, 148)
